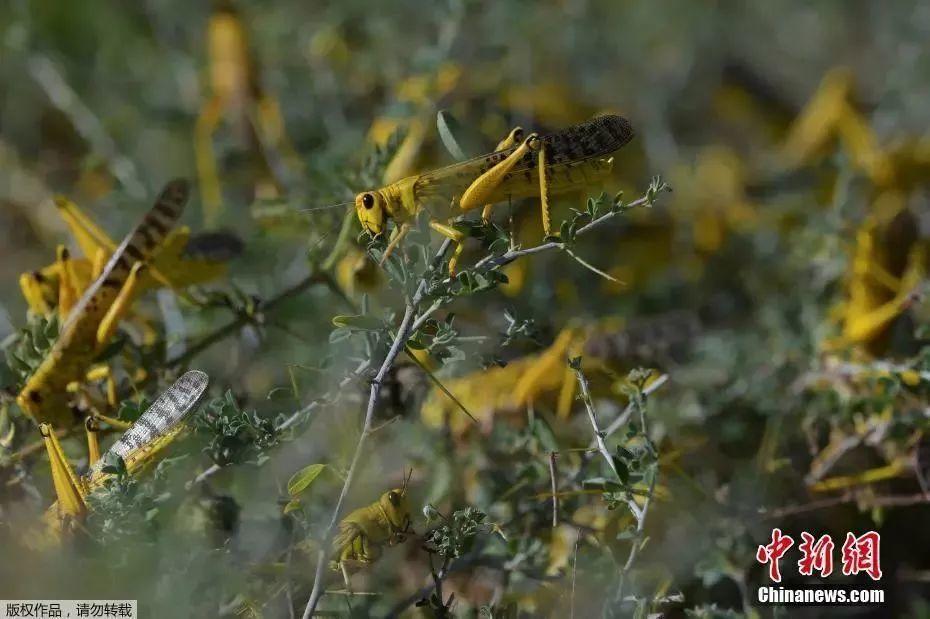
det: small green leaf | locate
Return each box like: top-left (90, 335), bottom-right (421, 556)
top-left (287, 463), bottom-right (326, 496)
top-left (283, 499), bottom-right (302, 514)
top-left (437, 110), bottom-right (468, 161)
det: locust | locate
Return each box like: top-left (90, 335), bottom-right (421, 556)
top-left (17, 180), bottom-right (190, 427)
top-left (332, 471), bottom-right (413, 588)
top-left (38, 370), bottom-right (209, 539)
top-left (354, 114), bottom-right (634, 274)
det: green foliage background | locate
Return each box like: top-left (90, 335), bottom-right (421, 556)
top-left (1, 1), bottom-right (929, 617)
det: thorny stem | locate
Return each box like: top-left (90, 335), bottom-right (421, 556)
top-left (302, 186), bottom-right (658, 615)
top-left (473, 196), bottom-right (649, 271)
top-left (762, 491), bottom-right (930, 519)
top-left (429, 553), bottom-right (454, 616)
top-left (613, 396), bottom-right (657, 611)
top-left (595, 374), bottom-right (668, 447)
top-left (167, 272), bottom-right (327, 371)
top-left (549, 452), bottom-right (559, 527)
top-left (573, 366), bottom-right (619, 480)
top-left (302, 240), bottom-right (451, 618)
top-left (573, 365), bottom-right (658, 613)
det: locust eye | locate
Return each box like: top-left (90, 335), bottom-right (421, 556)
top-left (388, 491), bottom-right (400, 506)
top-left (362, 193), bottom-right (375, 209)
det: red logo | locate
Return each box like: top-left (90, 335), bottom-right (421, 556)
top-left (841, 531), bottom-right (882, 581)
top-left (756, 528), bottom-right (794, 582)
top-left (798, 532), bottom-right (835, 577)
top-left (757, 529), bottom-right (881, 582)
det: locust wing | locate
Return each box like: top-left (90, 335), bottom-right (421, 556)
top-left (87, 370), bottom-right (209, 482)
top-left (414, 115), bottom-right (634, 202)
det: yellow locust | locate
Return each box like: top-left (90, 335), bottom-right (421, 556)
top-left (37, 370), bottom-right (209, 542)
top-left (354, 114), bottom-right (634, 274)
top-left (17, 180), bottom-right (190, 427)
top-left (332, 471), bottom-right (413, 588)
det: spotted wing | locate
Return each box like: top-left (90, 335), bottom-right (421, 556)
top-left (414, 115), bottom-right (634, 201)
top-left (61, 179), bottom-right (190, 335)
top-left (88, 370), bottom-right (209, 481)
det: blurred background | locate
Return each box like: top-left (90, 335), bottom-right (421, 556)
top-left (1, 1), bottom-right (930, 617)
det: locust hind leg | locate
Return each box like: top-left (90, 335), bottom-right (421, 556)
top-left (460, 132), bottom-right (538, 214)
top-left (534, 136), bottom-right (555, 238)
top-left (481, 127), bottom-right (524, 223)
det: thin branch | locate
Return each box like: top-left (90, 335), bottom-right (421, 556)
top-left (761, 491), bottom-right (930, 520)
top-left (596, 374), bottom-right (668, 446)
top-left (27, 55), bottom-right (146, 198)
top-left (570, 539), bottom-right (579, 619)
top-left (573, 365), bottom-right (619, 479)
top-left (474, 196), bottom-right (649, 271)
top-left (301, 240), bottom-right (451, 618)
top-left (167, 272), bottom-right (326, 371)
top-left (549, 452), bottom-right (559, 528)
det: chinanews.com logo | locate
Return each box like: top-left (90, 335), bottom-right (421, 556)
top-left (754, 528), bottom-right (885, 606)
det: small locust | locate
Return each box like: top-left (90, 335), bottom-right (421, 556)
top-left (332, 470), bottom-right (413, 589)
top-left (17, 180), bottom-right (190, 426)
top-left (38, 370), bottom-right (209, 538)
top-left (353, 114), bottom-right (634, 274)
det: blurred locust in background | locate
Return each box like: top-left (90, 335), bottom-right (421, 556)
top-left (782, 68), bottom-right (929, 355)
top-left (421, 313), bottom-right (693, 436)
top-left (197, 0), bottom-right (300, 224)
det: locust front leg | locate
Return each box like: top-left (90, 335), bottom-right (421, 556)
top-left (84, 411), bottom-right (132, 467)
top-left (380, 223), bottom-right (411, 265)
top-left (20, 271), bottom-right (53, 315)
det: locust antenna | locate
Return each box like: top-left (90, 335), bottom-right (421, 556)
top-left (299, 200), bottom-right (353, 213)
top-left (401, 468), bottom-right (413, 496)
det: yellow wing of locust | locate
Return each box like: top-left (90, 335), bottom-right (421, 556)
top-left (414, 115), bottom-right (633, 207)
top-left (17, 180), bottom-right (190, 426)
top-left (54, 195), bottom-right (234, 294)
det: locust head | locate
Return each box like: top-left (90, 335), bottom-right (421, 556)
top-left (379, 469), bottom-right (413, 540)
top-left (355, 190), bottom-right (388, 236)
